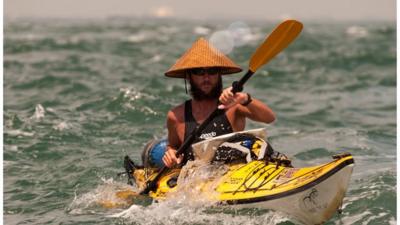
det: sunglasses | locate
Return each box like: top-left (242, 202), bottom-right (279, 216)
top-left (189, 68), bottom-right (220, 76)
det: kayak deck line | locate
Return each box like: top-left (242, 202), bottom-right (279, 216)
top-left (223, 156), bottom-right (354, 205)
top-left (223, 155), bottom-right (351, 194)
top-left (230, 162), bottom-right (284, 195)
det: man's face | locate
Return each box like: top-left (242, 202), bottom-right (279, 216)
top-left (188, 68), bottom-right (222, 101)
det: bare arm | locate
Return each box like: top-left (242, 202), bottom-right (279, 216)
top-left (219, 87), bottom-right (276, 124)
top-left (162, 110), bottom-right (183, 168)
top-left (166, 110), bottom-right (180, 150)
top-left (236, 97), bottom-right (276, 123)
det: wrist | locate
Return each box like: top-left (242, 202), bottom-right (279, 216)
top-left (241, 93), bottom-right (252, 106)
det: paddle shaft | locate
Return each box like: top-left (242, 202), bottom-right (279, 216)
top-left (140, 70), bottom-right (255, 194)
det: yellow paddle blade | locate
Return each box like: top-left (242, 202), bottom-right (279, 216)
top-left (249, 20), bottom-right (303, 72)
top-left (98, 200), bottom-right (127, 209)
top-left (115, 189), bottom-right (140, 199)
top-left (97, 189), bottom-right (140, 209)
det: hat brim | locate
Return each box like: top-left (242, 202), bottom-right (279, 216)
top-left (165, 66), bottom-right (243, 78)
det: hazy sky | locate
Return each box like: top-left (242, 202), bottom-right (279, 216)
top-left (5, 0), bottom-right (396, 21)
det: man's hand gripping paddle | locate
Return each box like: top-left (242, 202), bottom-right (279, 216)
top-left (106, 20), bottom-right (303, 206)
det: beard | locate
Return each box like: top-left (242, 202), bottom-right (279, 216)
top-left (189, 75), bottom-right (222, 101)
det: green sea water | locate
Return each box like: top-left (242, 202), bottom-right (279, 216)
top-left (4, 18), bottom-right (396, 224)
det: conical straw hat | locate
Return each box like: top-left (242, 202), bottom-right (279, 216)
top-left (165, 38), bottom-right (242, 78)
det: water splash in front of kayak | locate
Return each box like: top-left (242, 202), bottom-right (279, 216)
top-left (68, 178), bottom-right (139, 214)
top-left (171, 160), bottom-right (229, 205)
top-left (108, 161), bottom-right (294, 225)
top-left (109, 199), bottom-right (292, 225)
top-left (67, 161), bottom-right (229, 215)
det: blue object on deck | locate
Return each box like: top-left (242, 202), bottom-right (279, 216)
top-left (241, 139), bottom-right (253, 149)
top-left (149, 139), bottom-right (167, 167)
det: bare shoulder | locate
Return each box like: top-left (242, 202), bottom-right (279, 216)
top-left (167, 103), bottom-right (186, 145)
top-left (167, 103), bottom-right (185, 123)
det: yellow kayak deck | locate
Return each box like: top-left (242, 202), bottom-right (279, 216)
top-left (134, 154), bottom-right (354, 204)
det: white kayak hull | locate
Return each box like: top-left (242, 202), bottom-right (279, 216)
top-left (225, 160), bottom-right (354, 225)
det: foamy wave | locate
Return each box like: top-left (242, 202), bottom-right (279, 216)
top-left (110, 200), bottom-right (290, 225)
top-left (340, 210), bottom-right (393, 225)
top-left (4, 160), bottom-right (17, 167)
top-left (273, 127), bottom-right (367, 162)
top-left (53, 121), bottom-right (71, 131)
top-left (126, 30), bottom-right (164, 43)
top-left (339, 172), bottom-right (395, 224)
top-left (5, 129), bottom-right (34, 137)
top-left (68, 178), bottom-right (137, 214)
top-left (150, 54), bottom-right (162, 63)
top-left (346, 26), bottom-right (368, 38)
top-left (194, 26), bottom-right (211, 35)
top-left (30, 104), bottom-right (45, 120)
top-left (5, 145), bottom-right (19, 152)
top-left (339, 210), bottom-right (372, 224)
top-left (120, 88), bottom-right (143, 101)
top-left (127, 32), bottom-right (149, 43)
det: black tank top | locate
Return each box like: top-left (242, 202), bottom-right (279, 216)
top-left (183, 100), bottom-right (233, 162)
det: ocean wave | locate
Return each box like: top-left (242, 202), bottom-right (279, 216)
top-left (110, 201), bottom-right (292, 225)
top-left (340, 172), bottom-right (396, 224)
top-left (345, 25), bottom-right (369, 38)
top-left (193, 26), bottom-right (211, 35)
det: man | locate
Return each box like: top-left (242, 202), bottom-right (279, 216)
top-left (162, 38), bottom-right (276, 168)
